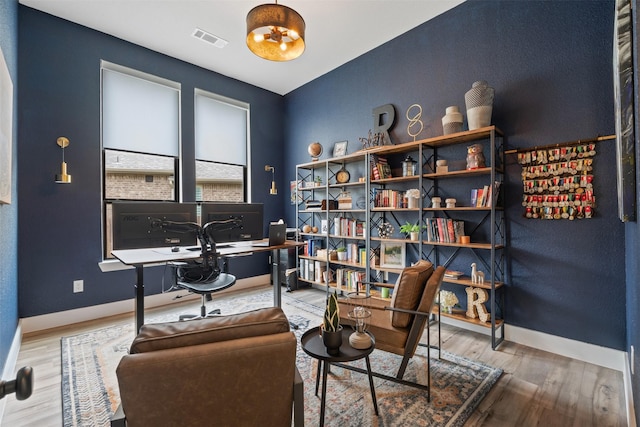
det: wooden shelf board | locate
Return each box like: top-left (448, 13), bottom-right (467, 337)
top-left (423, 167), bottom-right (492, 179)
top-left (371, 175), bottom-right (420, 184)
top-left (437, 310), bottom-right (504, 328)
top-left (423, 207), bottom-right (503, 211)
top-left (328, 182), bottom-right (365, 189)
top-left (328, 234), bottom-right (366, 240)
top-left (366, 126), bottom-right (503, 155)
top-left (371, 207), bottom-right (421, 212)
top-left (329, 260), bottom-right (366, 269)
top-left (442, 276), bottom-right (504, 289)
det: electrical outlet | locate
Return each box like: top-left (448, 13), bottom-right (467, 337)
top-left (632, 345), bottom-right (635, 375)
top-left (73, 280), bottom-right (84, 293)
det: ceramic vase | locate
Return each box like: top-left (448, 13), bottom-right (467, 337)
top-left (322, 326), bottom-right (343, 356)
top-left (465, 81), bottom-right (494, 130)
top-left (441, 106), bottom-right (463, 135)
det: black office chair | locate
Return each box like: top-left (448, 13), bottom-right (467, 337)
top-left (157, 218), bottom-right (239, 320)
top-left (172, 254), bottom-right (236, 320)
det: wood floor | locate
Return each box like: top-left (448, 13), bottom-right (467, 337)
top-left (2, 285), bottom-right (628, 426)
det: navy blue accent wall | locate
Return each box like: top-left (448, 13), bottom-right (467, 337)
top-left (285, 1), bottom-right (625, 349)
top-left (0, 0), bottom-right (18, 372)
top-left (17, 6), bottom-right (285, 317)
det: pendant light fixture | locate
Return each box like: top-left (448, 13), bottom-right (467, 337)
top-left (246, 1), bottom-right (305, 61)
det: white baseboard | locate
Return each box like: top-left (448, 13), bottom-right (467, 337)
top-left (20, 274), bottom-right (270, 334)
top-left (440, 316), bottom-right (626, 372)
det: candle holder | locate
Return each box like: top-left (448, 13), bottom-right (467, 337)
top-left (346, 292), bottom-right (372, 349)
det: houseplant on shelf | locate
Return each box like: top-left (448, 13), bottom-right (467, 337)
top-left (322, 291), bottom-right (342, 355)
top-left (399, 221), bottom-right (423, 241)
top-left (336, 246), bottom-right (347, 261)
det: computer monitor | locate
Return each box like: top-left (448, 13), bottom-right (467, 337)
top-left (200, 202), bottom-right (264, 244)
top-left (111, 201), bottom-right (198, 250)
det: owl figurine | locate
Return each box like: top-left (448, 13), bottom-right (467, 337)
top-left (466, 143), bottom-right (486, 170)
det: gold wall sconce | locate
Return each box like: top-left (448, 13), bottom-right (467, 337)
top-left (55, 137), bottom-right (71, 184)
top-left (265, 165), bottom-right (277, 195)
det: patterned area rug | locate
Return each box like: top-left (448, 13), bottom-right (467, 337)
top-left (61, 288), bottom-right (502, 426)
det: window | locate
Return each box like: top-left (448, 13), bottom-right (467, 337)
top-left (101, 61), bottom-right (181, 257)
top-left (100, 65), bottom-right (251, 259)
top-left (194, 89), bottom-right (249, 203)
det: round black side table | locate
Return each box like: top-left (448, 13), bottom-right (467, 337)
top-left (301, 325), bottom-right (378, 427)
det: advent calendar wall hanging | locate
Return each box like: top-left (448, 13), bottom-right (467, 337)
top-left (517, 143), bottom-right (597, 220)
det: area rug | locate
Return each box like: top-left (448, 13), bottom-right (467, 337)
top-left (61, 288), bottom-right (502, 427)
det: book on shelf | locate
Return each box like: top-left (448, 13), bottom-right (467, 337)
top-left (475, 188), bottom-right (484, 207)
top-left (470, 181), bottom-right (501, 208)
top-left (425, 218), bottom-right (465, 243)
top-left (444, 270), bottom-right (464, 279)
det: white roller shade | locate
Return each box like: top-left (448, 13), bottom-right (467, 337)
top-left (195, 90), bottom-right (248, 166)
top-left (102, 66), bottom-right (180, 157)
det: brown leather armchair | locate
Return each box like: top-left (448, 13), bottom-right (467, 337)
top-left (338, 261), bottom-right (445, 400)
top-left (111, 307), bottom-right (304, 427)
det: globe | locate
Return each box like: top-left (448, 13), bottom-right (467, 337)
top-left (308, 142), bottom-right (323, 161)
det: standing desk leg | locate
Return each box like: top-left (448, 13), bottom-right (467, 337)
top-left (135, 265), bottom-right (145, 333)
top-left (272, 248), bottom-right (281, 307)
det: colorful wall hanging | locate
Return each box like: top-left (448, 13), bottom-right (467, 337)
top-left (518, 143), bottom-right (596, 220)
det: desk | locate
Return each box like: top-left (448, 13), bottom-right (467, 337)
top-left (112, 240), bottom-right (304, 332)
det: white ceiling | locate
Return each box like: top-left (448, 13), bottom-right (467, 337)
top-left (19, 0), bottom-right (464, 95)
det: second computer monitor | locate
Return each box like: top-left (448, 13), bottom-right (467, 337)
top-left (200, 202), bottom-right (264, 244)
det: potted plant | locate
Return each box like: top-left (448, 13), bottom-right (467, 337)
top-left (399, 221), bottom-right (423, 241)
top-left (336, 246), bottom-right (347, 261)
top-left (322, 291), bottom-right (342, 355)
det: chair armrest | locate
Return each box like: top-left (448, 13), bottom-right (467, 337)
top-left (383, 305), bottom-right (433, 318)
top-left (293, 367), bottom-right (304, 427)
top-left (110, 404), bottom-right (126, 427)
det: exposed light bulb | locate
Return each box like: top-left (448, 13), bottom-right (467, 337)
top-left (289, 29), bottom-right (299, 40)
top-left (280, 42), bottom-right (287, 51)
top-left (253, 33), bottom-right (265, 42)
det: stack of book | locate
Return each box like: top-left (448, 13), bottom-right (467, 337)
top-left (444, 270), bottom-right (464, 280)
top-left (470, 181), bottom-right (501, 208)
top-left (425, 218), bottom-right (465, 243)
top-left (370, 155), bottom-right (391, 180)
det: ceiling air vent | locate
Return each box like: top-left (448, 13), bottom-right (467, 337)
top-left (193, 28), bottom-right (228, 48)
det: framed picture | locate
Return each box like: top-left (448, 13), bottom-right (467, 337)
top-left (613, 0), bottom-right (636, 222)
top-left (0, 45), bottom-right (13, 204)
top-left (380, 242), bottom-right (405, 269)
top-left (333, 140), bottom-right (348, 157)
top-left (290, 180), bottom-right (302, 205)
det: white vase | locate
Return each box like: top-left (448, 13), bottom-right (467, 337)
top-left (337, 251), bottom-right (347, 261)
top-left (465, 81), bottom-right (494, 130)
top-left (407, 197), bottom-right (419, 209)
top-left (441, 106), bottom-right (463, 135)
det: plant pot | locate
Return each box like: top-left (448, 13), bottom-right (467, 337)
top-left (322, 326), bottom-right (343, 356)
top-left (410, 231), bottom-right (419, 241)
top-left (407, 197), bottom-right (419, 209)
top-left (337, 251), bottom-right (347, 261)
